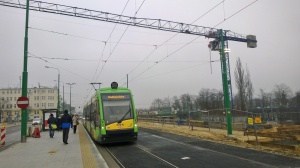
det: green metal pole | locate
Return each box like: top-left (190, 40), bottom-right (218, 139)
top-left (21, 0), bottom-right (29, 143)
top-left (58, 73), bottom-right (60, 115)
top-left (63, 83), bottom-right (64, 112)
top-left (219, 29), bottom-right (232, 135)
top-left (69, 84), bottom-right (71, 115)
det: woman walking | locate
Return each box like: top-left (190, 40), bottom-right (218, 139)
top-left (72, 114), bottom-right (79, 134)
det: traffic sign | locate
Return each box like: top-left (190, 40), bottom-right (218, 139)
top-left (17, 97), bottom-right (29, 109)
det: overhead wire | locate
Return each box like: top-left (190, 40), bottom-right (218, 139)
top-left (119, 1), bottom-right (224, 85)
top-left (214, 0), bottom-right (258, 28)
top-left (82, 0), bottom-right (147, 107)
top-left (121, 0), bottom-right (258, 85)
top-left (28, 52), bottom-right (91, 82)
top-left (28, 27), bottom-right (156, 46)
top-left (94, 0), bottom-right (146, 83)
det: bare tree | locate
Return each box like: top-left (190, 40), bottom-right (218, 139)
top-left (0, 98), bottom-right (9, 122)
top-left (291, 91), bottom-right (300, 107)
top-left (172, 96), bottom-right (181, 111)
top-left (245, 65), bottom-right (254, 109)
top-left (150, 98), bottom-right (164, 111)
top-left (258, 89), bottom-right (269, 110)
top-left (195, 88), bottom-right (223, 110)
top-left (234, 57), bottom-right (247, 111)
top-left (162, 97), bottom-right (171, 109)
top-left (273, 83), bottom-right (292, 107)
top-left (180, 94), bottom-right (192, 111)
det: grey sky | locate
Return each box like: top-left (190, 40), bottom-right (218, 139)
top-left (0, 0), bottom-right (299, 110)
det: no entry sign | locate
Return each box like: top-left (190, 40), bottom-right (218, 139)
top-left (17, 97), bottom-right (29, 109)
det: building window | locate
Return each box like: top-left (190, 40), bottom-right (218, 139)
top-left (14, 97), bottom-right (16, 101)
top-left (48, 89), bottom-right (54, 93)
top-left (7, 90), bottom-right (9, 94)
top-left (36, 103), bottom-right (39, 107)
top-left (14, 104), bottom-right (16, 108)
top-left (48, 96), bottom-right (54, 100)
top-left (18, 90), bottom-right (20, 94)
top-left (7, 97), bottom-right (9, 101)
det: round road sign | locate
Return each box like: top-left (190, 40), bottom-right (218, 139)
top-left (17, 96), bottom-right (29, 109)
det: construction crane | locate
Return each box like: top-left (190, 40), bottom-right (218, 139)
top-left (0, 0), bottom-right (257, 135)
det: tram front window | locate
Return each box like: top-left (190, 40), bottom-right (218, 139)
top-left (103, 100), bottom-right (132, 124)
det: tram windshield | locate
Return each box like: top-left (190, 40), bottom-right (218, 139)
top-left (102, 94), bottom-right (132, 124)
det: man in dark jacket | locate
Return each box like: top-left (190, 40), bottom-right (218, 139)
top-left (48, 113), bottom-right (57, 138)
top-left (61, 110), bottom-right (72, 144)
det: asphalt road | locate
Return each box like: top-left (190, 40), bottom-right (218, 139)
top-left (0, 125), bottom-right (21, 151)
top-left (103, 128), bottom-right (300, 168)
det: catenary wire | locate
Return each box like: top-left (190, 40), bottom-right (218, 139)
top-left (121, 0), bottom-right (258, 85)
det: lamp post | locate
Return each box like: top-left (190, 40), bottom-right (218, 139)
top-left (55, 80), bottom-right (64, 113)
top-left (45, 66), bottom-right (60, 114)
top-left (66, 83), bottom-right (75, 114)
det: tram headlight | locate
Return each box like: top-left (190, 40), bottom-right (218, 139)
top-left (101, 127), bottom-right (104, 130)
top-left (111, 82), bottom-right (118, 89)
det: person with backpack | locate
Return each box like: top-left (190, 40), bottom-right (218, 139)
top-left (47, 113), bottom-right (57, 138)
top-left (61, 110), bottom-right (72, 144)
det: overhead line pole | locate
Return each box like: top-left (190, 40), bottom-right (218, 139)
top-left (66, 83), bottom-right (75, 114)
top-left (20, 0), bottom-right (29, 143)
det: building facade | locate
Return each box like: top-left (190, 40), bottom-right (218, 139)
top-left (0, 87), bottom-right (59, 122)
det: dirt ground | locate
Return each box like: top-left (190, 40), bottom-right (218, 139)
top-left (138, 121), bottom-right (300, 159)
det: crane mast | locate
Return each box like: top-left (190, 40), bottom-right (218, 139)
top-left (0, 0), bottom-right (257, 134)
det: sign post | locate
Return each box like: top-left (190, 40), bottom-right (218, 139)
top-left (20, 0), bottom-right (30, 143)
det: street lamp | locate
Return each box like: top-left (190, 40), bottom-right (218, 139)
top-left (66, 83), bottom-right (75, 114)
top-left (55, 80), bottom-right (64, 113)
top-left (45, 66), bottom-right (60, 114)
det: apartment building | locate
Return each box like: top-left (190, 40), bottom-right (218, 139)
top-left (0, 86), bottom-right (59, 122)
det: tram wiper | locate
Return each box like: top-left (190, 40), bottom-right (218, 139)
top-left (117, 108), bottom-right (131, 123)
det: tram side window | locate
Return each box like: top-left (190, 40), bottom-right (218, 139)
top-left (93, 100), bottom-right (100, 126)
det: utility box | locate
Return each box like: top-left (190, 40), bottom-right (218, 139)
top-left (246, 35), bottom-right (257, 48)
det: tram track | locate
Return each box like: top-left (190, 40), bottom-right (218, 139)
top-left (103, 143), bottom-right (179, 168)
top-left (95, 129), bottom-right (300, 168)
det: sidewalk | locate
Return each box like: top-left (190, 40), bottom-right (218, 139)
top-left (0, 124), bottom-right (108, 168)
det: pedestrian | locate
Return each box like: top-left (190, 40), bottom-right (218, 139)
top-left (56, 115), bottom-right (62, 132)
top-left (61, 110), bottom-right (72, 144)
top-left (47, 113), bottom-right (57, 138)
top-left (72, 114), bottom-right (79, 134)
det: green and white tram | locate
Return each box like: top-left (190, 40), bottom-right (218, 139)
top-left (83, 82), bottom-right (138, 143)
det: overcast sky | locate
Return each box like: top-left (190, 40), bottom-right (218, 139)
top-left (0, 0), bottom-right (299, 111)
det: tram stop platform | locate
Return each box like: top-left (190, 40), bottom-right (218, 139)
top-left (0, 124), bottom-right (108, 168)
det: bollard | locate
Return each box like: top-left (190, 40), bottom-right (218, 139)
top-left (27, 126), bottom-right (32, 137)
top-left (0, 127), bottom-right (6, 146)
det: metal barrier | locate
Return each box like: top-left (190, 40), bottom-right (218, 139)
top-left (0, 127), bottom-right (6, 146)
